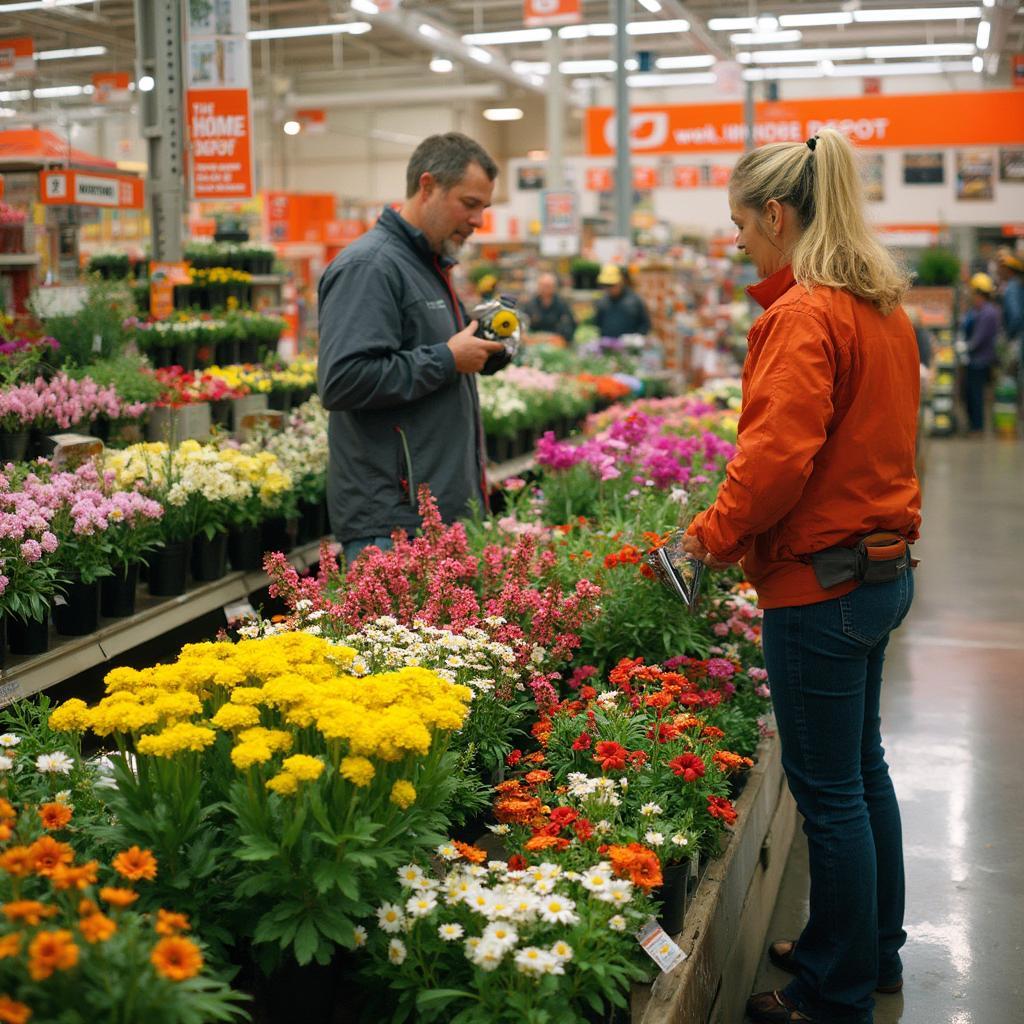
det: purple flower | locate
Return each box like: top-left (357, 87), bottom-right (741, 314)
top-left (706, 658), bottom-right (736, 679)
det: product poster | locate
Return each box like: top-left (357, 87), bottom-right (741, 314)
top-left (999, 149), bottom-right (1024, 182)
top-left (517, 166), bottom-right (546, 191)
top-left (956, 150), bottom-right (995, 200)
top-left (860, 153), bottom-right (884, 202)
top-left (903, 152), bottom-right (944, 186)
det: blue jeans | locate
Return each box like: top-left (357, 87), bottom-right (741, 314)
top-left (963, 364), bottom-right (990, 432)
top-left (762, 572), bottom-right (914, 1022)
top-left (342, 536), bottom-right (393, 564)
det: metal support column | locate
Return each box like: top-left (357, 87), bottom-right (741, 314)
top-left (134, 0), bottom-right (186, 262)
top-left (545, 33), bottom-right (565, 190)
top-left (744, 80), bottom-right (756, 152)
top-left (612, 0), bottom-right (631, 240)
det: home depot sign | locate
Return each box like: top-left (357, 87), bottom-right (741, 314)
top-left (39, 170), bottom-right (143, 209)
top-left (585, 90), bottom-right (1024, 155)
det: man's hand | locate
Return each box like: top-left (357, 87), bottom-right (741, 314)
top-left (681, 532), bottom-right (734, 571)
top-left (447, 321), bottom-right (505, 374)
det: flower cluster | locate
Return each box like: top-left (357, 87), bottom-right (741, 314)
top-left (0, 374), bottom-right (146, 433)
top-left (478, 366), bottom-right (592, 439)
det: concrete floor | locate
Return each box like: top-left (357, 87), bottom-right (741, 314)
top-left (751, 437), bottom-right (1024, 1024)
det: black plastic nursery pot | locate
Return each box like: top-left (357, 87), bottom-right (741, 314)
top-left (261, 516), bottom-right (297, 556)
top-left (228, 524), bottom-right (264, 572)
top-left (191, 531), bottom-right (229, 582)
top-left (53, 576), bottom-right (100, 637)
top-left (238, 339), bottom-right (260, 363)
top-left (654, 860), bottom-right (691, 936)
top-left (148, 540), bottom-right (190, 597)
top-left (0, 430), bottom-right (29, 464)
top-left (6, 611), bottom-right (49, 657)
top-left (297, 499), bottom-right (327, 545)
top-left (214, 339), bottom-right (240, 366)
top-left (100, 563), bottom-right (139, 618)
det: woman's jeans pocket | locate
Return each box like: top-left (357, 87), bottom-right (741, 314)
top-left (839, 571), bottom-right (915, 647)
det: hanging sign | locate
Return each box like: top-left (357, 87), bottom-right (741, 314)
top-left (92, 72), bottom-right (132, 104)
top-left (707, 165), bottom-right (733, 188)
top-left (585, 166), bottom-right (613, 191)
top-left (673, 166), bottom-right (700, 189)
top-left (324, 219), bottom-right (367, 247)
top-left (149, 261), bottom-right (191, 321)
top-left (524, 0), bottom-right (582, 28)
top-left (296, 108), bottom-right (327, 134)
top-left (632, 166), bottom-right (659, 190)
top-left (39, 170), bottom-right (144, 209)
top-left (0, 37), bottom-right (35, 79)
top-left (540, 189), bottom-right (580, 256)
top-left (185, 0), bottom-right (254, 200)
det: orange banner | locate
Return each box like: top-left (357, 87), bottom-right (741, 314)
top-left (39, 169), bottom-right (143, 209)
top-left (265, 191), bottom-right (336, 243)
top-left (585, 167), bottom-right (613, 192)
top-left (149, 261), bottom-right (191, 320)
top-left (324, 219), bottom-right (367, 247)
top-left (632, 166), bottom-right (659, 190)
top-left (585, 90), bottom-right (1024, 156)
top-left (0, 37), bottom-right (34, 78)
top-left (673, 166), bottom-right (700, 189)
top-left (186, 88), bottom-right (254, 200)
top-left (524, 0), bottom-right (581, 28)
top-left (92, 72), bottom-right (131, 104)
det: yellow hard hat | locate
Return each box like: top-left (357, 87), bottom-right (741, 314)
top-left (970, 272), bottom-right (996, 294)
top-left (597, 263), bottom-right (623, 285)
top-left (1000, 253), bottom-right (1024, 273)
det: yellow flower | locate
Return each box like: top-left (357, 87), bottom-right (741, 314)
top-left (266, 772), bottom-right (299, 796)
top-left (49, 698), bottom-right (91, 733)
top-left (339, 756), bottom-right (375, 787)
top-left (210, 704), bottom-right (260, 730)
top-left (230, 742), bottom-right (272, 770)
top-left (136, 723), bottom-right (216, 758)
top-left (229, 687), bottom-right (265, 706)
top-left (280, 755), bottom-right (324, 782)
top-left (390, 780), bottom-right (416, 810)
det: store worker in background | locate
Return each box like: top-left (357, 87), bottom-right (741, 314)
top-left (317, 132), bottom-right (509, 563)
top-left (593, 263), bottom-right (651, 339)
top-left (681, 129), bottom-right (921, 1024)
top-left (961, 272), bottom-right (1000, 435)
top-left (523, 272), bottom-right (577, 345)
top-left (997, 252), bottom-right (1024, 372)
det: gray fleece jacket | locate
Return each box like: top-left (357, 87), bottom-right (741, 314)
top-left (317, 207), bottom-right (502, 542)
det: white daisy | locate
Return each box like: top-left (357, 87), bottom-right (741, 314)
top-left (608, 915), bottom-right (627, 932)
top-left (640, 802), bottom-right (663, 817)
top-left (485, 823), bottom-right (510, 836)
top-left (470, 939), bottom-right (506, 972)
top-left (436, 843), bottom-right (459, 860)
top-left (35, 752), bottom-right (74, 775)
top-left (644, 830), bottom-right (666, 847)
top-left (532, 878), bottom-right (556, 895)
top-left (439, 923), bottom-right (465, 941)
top-left (0, 734), bottom-right (21, 747)
top-left (352, 925), bottom-right (367, 948)
top-left (671, 834), bottom-right (690, 847)
top-left (549, 940), bottom-right (574, 962)
top-left (538, 895), bottom-right (579, 926)
top-left (601, 880), bottom-right (634, 907)
top-left (396, 864), bottom-right (426, 888)
top-left (467, 888), bottom-right (495, 916)
top-left (376, 903), bottom-right (405, 934)
top-left (482, 921), bottom-right (519, 949)
top-left (406, 893), bottom-right (438, 918)
top-left (0, 756), bottom-right (12, 772)
top-left (581, 866), bottom-right (612, 893)
top-left (595, 819), bottom-right (613, 835)
top-left (388, 938), bottom-right (407, 965)
top-left (514, 946), bottom-right (557, 975)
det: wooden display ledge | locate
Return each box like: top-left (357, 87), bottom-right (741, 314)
top-left (486, 451), bottom-right (536, 487)
top-left (632, 731), bottom-right (797, 1024)
top-left (0, 539), bottom-right (334, 706)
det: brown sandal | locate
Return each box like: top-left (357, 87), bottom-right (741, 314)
top-left (746, 990), bottom-right (817, 1023)
top-left (767, 939), bottom-right (904, 994)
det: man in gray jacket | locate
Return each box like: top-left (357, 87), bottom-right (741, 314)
top-left (317, 133), bottom-right (507, 562)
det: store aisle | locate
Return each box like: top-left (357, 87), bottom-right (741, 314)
top-left (751, 437), bottom-right (1024, 1024)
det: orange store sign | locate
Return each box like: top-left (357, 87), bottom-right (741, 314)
top-left (39, 169), bottom-right (143, 209)
top-left (585, 90), bottom-right (1024, 155)
top-left (524, 0), bottom-right (581, 27)
top-left (187, 88), bottom-right (254, 200)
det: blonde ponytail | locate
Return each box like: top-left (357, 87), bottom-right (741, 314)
top-left (730, 128), bottom-right (910, 315)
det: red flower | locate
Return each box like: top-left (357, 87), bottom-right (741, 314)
top-left (701, 725), bottom-right (725, 741)
top-left (508, 855), bottom-right (528, 871)
top-left (644, 691), bottom-right (673, 710)
top-left (505, 749), bottom-right (523, 768)
top-left (593, 741), bottom-right (628, 773)
top-left (571, 731), bottom-right (592, 752)
top-left (707, 795), bottom-right (738, 826)
top-left (669, 753), bottom-right (706, 783)
top-left (549, 806), bottom-right (577, 829)
top-left (647, 722), bottom-right (681, 744)
top-left (627, 749), bottom-right (648, 769)
top-left (580, 685), bottom-right (597, 700)
top-left (573, 818), bottom-right (594, 841)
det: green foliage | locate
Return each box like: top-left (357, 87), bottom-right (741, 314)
top-left (915, 247), bottom-right (960, 286)
top-left (66, 355), bottom-right (163, 406)
top-left (33, 278), bottom-right (137, 366)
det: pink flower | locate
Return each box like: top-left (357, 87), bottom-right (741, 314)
top-left (755, 684), bottom-right (771, 699)
top-left (713, 622), bottom-right (730, 637)
top-left (40, 531), bottom-right (58, 553)
top-left (20, 539), bottom-right (42, 562)
top-left (748, 666), bottom-right (769, 681)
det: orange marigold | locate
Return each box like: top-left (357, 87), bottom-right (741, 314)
top-left (0, 995), bottom-right (31, 1024)
top-left (524, 770), bottom-right (552, 785)
top-left (451, 841), bottom-right (487, 865)
top-left (38, 803), bottom-right (72, 831)
top-left (151, 936), bottom-right (204, 981)
top-left (50, 861), bottom-right (99, 892)
top-left (607, 843), bottom-right (664, 891)
top-left (0, 847), bottom-right (34, 879)
top-left (524, 835), bottom-right (570, 853)
top-left (112, 846), bottom-right (158, 882)
top-left (78, 912), bottom-right (117, 944)
top-left (494, 796), bottom-right (543, 826)
top-left (155, 909), bottom-right (190, 937)
top-left (0, 934), bottom-right (22, 959)
top-left (0, 799), bottom-right (15, 824)
top-left (77, 899), bottom-right (99, 916)
top-left (27, 929), bottom-right (79, 981)
top-left (28, 837), bottom-right (74, 878)
top-left (99, 887), bottom-right (139, 908)
top-left (3, 901), bottom-right (59, 926)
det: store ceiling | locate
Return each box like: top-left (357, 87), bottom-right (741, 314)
top-left (1, 1), bottom-right (1021, 113)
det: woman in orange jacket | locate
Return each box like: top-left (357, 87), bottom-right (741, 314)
top-left (683, 129), bottom-right (921, 1024)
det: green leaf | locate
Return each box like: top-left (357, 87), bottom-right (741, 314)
top-left (293, 918), bottom-right (320, 965)
top-left (415, 990), bottom-right (474, 1013)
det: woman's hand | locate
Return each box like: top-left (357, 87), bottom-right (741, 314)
top-left (681, 533), bottom-right (734, 571)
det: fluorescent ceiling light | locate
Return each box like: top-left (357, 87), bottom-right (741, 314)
top-left (730, 30), bottom-right (802, 45)
top-left (430, 56), bottom-right (453, 73)
top-left (350, 0), bottom-right (378, 12)
top-left (511, 61), bottom-right (550, 74)
top-left (462, 28), bottom-right (551, 45)
top-left (0, 90), bottom-right (31, 101)
top-left (34, 84), bottom-right (88, 97)
top-left (830, 60), bottom-right (975, 76)
top-left (739, 47), bottom-right (866, 64)
top-left (628, 71), bottom-right (716, 87)
top-left (779, 12), bottom-right (852, 26)
top-left (853, 6), bottom-right (980, 22)
top-left (418, 23), bottom-right (441, 40)
top-left (559, 59), bottom-right (616, 74)
top-left (655, 54), bottom-right (715, 69)
top-left (972, 55), bottom-right (984, 71)
top-left (483, 107), bottom-right (523, 121)
top-left (707, 17), bottom-right (757, 30)
top-left (468, 47), bottom-right (493, 64)
top-left (0, 107), bottom-right (17, 117)
top-left (246, 22), bottom-right (371, 39)
top-left (976, 20), bottom-right (990, 48)
top-left (0, 0), bottom-right (92, 11)
top-left (559, 23), bottom-right (616, 38)
top-left (638, 0), bottom-right (662, 10)
top-left (866, 44), bottom-right (975, 57)
top-left (628, 19), bottom-right (689, 35)
top-left (35, 46), bottom-right (107, 60)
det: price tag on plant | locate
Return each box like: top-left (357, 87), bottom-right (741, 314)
top-left (635, 918), bottom-right (687, 973)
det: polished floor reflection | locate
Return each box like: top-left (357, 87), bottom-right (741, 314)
top-left (752, 437), bottom-right (1024, 1024)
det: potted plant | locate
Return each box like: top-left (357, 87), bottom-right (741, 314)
top-left (571, 258), bottom-right (601, 290)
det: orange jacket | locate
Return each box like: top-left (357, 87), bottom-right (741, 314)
top-left (690, 265), bottom-right (921, 609)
